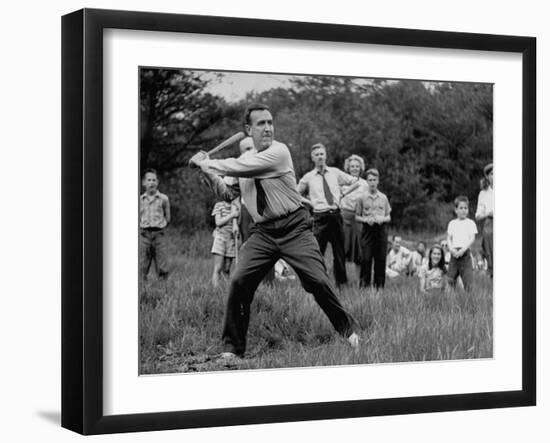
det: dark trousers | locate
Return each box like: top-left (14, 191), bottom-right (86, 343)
top-left (448, 250), bottom-right (474, 291)
top-left (481, 217), bottom-right (493, 278)
top-left (312, 210), bottom-right (348, 285)
top-left (239, 204), bottom-right (275, 283)
top-left (139, 228), bottom-right (169, 279)
top-left (359, 223), bottom-right (387, 288)
top-left (222, 208), bottom-right (357, 356)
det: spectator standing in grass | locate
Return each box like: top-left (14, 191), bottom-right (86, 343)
top-left (476, 163), bottom-right (494, 278)
top-left (298, 143), bottom-right (360, 287)
top-left (139, 168), bottom-right (171, 280)
top-left (446, 195), bottom-right (478, 291)
top-left (340, 154), bottom-right (368, 280)
top-left (190, 103), bottom-right (359, 358)
top-left (419, 244), bottom-right (447, 293)
top-left (355, 168), bottom-right (392, 288)
top-left (210, 199), bottom-right (240, 288)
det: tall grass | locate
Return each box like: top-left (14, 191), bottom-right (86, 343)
top-left (139, 229), bottom-right (492, 374)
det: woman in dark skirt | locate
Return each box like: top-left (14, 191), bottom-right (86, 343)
top-left (340, 154), bottom-right (368, 280)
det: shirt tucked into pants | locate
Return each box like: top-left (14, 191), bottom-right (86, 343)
top-left (222, 207), bottom-right (356, 356)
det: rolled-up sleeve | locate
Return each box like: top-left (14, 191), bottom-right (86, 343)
top-left (297, 174), bottom-right (309, 195)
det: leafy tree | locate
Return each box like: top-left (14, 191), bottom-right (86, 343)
top-left (140, 69), bottom-right (235, 173)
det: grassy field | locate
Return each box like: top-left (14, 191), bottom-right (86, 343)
top-left (139, 229), bottom-right (493, 374)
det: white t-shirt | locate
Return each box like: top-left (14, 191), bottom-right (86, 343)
top-left (447, 218), bottom-right (478, 249)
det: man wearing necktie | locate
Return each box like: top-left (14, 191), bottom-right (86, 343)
top-left (297, 144), bottom-right (360, 287)
top-left (237, 137), bottom-right (275, 284)
top-left (190, 103), bottom-right (359, 359)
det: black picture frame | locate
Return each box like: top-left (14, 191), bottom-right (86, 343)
top-left (61, 8), bottom-right (536, 435)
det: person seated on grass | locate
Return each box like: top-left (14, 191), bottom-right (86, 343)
top-left (211, 199), bottom-right (240, 288)
top-left (386, 235), bottom-right (412, 278)
top-left (409, 240), bottom-right (428, 276)
top-left (419, 244), bottom-right (448, 294)
top-left (274, 259), bottom-right (296, 281)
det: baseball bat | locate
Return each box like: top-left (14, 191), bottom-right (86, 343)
top-left (189, 131), bottom-right (246, 168)
top-left (207, 131), bottom-right (246, 156)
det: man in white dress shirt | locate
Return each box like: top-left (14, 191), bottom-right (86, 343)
top-left (190, 104), bottom-right (359, 358)
top-left (297, 144), bottom-right (359, 287)
top-left (475, 163), bottom-right (494, 278)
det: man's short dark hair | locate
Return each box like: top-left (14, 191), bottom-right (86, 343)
top-left (311, 143), bottom-right (326, 152)
top-left (366, 168), bottom-right (379, 178)
top-left (243, 103), bottom-right (270, 126)
top-left (142, 168), bottom-right (158, 179)
top-left (454, 195), bottom-right (469, 207)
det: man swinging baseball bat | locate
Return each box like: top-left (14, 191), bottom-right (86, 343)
top-left (189, 103), bottom-right (360, 360)
top-left (189, 131), bottom-right (246, 167)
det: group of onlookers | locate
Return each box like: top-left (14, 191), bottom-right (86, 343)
top-left (138, 137), bottom-right (493, 296)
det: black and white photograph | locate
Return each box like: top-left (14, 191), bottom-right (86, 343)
top-left (138, 68), bottom-right (494, 374)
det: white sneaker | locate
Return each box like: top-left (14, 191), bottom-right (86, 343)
top-left (220, 352), bottom-right (239, 360)
top-left (347, 332), bottom-right (360, 349)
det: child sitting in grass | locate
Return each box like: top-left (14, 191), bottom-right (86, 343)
top-left (419, 244), bottom-right (447, 293)
top-left (410, 240), bottom-right (427, 276)
top-left (211, 199), bottom-right (240, 287)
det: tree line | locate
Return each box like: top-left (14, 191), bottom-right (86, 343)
top-left (140, 68), bottom-right (492, 232)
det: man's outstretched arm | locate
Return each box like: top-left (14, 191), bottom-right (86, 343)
top-left (189, 151), bottom-right (240, 202)
top-left (202, 143), bottom-right (287, 178)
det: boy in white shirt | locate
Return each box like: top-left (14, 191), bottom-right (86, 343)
top-left (446, 195), bottom-right (478, 291)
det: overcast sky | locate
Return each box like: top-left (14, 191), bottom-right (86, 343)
top-left (200, 70), bottom-right (448, 103)
top-left (202, 71), bottom-right (292, 102)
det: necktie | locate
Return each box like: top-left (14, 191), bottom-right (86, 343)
top-left (321, 171), bottom-right (334, 206)
top-left (255, 179), bottom-right (267, 216)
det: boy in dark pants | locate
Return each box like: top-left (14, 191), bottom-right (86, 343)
top-left (355, 169), bottom-right (391, 288)
top-left (446, 195), bottom-right (478, 291)
top-left (139, 168), bottom-right (171, 280)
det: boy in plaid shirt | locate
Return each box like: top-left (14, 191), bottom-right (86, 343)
top-left (139, 168), bottom-right (171, 280)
